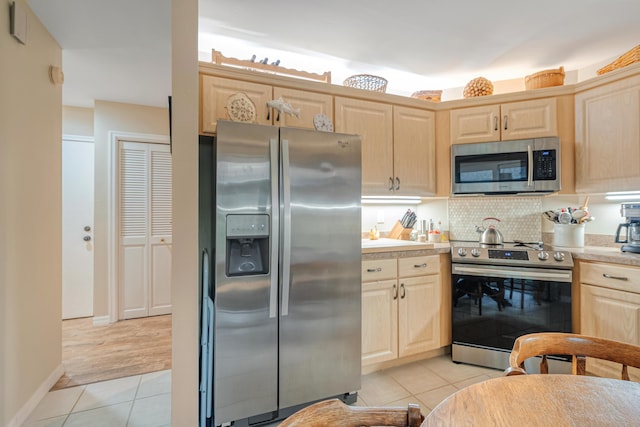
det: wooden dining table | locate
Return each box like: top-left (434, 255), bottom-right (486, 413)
top-left (422, 374), bottom-right (640, 427)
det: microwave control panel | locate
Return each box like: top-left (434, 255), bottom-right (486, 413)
top-left (533, 149), bottom-right (557, 180)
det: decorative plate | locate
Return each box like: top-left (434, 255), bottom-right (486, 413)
top-left (313, 113), bottom-right (333, 132)
top-left (226, 92), bottom-right (256, 123)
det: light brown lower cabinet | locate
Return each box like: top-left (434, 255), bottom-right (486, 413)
top-left (361, 255), bottom-right (441, 368)
top-left (579, 261), bottom-right (640, 381)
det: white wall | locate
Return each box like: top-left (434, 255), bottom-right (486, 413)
top-left (171, 0), bottom-right (199, 423)
top-left (0, 1), bottom-right (63, 425)
top-left (63, 106), bottom-right (94, 136)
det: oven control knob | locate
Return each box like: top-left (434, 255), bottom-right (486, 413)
top-left (471, 248), bottom-right (481, 257)
top-left (537, 251), bottom-right (549, 261)
top-left (457, 248), bottom-right (468, 257)
top-left (553, 251), bottom-right (566, 262)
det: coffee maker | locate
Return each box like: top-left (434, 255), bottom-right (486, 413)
top-left (615, 203), bottom-right (640, 253)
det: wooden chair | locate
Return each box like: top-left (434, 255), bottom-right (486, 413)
top-left (504, 332), bottom-right (640, 380)
top-left (278, 398), bottom-right (424, 427)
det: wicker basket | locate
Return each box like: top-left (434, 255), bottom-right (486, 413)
top-left (343, 74), bottom-right (388, 93)
top-left (411, 90), bottom-right (442, 102)
top-left (525, 66), bottom-right (565, 90)
top-left (597, 44), bottom-right (640, 75)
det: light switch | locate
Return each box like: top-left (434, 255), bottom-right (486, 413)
top-left (377, 210), bottom-right (384, 224)
top-left (10, 1), bottom-right (28, 45)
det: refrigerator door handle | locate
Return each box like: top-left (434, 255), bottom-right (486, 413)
top-left (281, 138), bottom-right (292, 317)
top-left (269, 138), bottom-right (279, 319)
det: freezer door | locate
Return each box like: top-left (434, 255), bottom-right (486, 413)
top-left (213, 122), bottom-right (279, 425)
top-left (279, 127), bottom-right (362, 408)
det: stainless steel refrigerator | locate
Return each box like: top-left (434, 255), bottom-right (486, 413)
top-left (199, 121), bottom-right (362, 427)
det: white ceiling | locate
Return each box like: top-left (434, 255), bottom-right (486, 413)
top-left (30, 0), bottom-right (640, 108)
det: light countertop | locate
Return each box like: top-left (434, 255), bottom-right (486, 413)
top-left (361, 238), bottom-right (450, 256)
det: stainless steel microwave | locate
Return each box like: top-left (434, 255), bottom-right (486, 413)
top-left (451, 137), bottom-right (560, 195)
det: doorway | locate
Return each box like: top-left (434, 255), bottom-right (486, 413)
top-left (117, 140), bottom-right (173, 320)
top-left (62, 136), bottom-right (95, 319)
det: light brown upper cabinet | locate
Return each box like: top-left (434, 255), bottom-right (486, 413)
top-left (574, 74), bottom-right (640, 193)
top-left (200, 75), bottom-right (333, 134)
top-left (393, 107), bottom-right (436, 196)
top-left (271, 87), bottom-right (333, 129)
top-left (450, 98), bottom-right (558, 144)
top-left (334, 97), bottom-right (394, 194)
top-left (335, 97), bottom-right (435, 196)
top-left (200, 75), bottom-right (272, 134)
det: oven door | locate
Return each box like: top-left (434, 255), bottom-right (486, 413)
top-left (451, 263), bottom-right (572, 369)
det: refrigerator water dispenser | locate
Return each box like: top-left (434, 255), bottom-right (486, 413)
top-left (226, 214), bottom-right (270, 276)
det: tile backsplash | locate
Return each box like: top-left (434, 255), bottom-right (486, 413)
top-left (448, 196), bottom-right (542, 242)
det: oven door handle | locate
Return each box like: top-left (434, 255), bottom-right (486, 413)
top-left (453, 265), bottom-right (572, 282)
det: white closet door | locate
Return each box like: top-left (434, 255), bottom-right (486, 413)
top-left (118, 141), bottom-right (172, 319)
top-left (149, 145), bottom-right (172, 316)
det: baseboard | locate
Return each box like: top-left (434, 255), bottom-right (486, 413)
top-left (362, 346), bottom-right (449, 375)
top-left (93, 315), bottom-right (111, 326)
top-left (7, 364), bottom-right (65, 427)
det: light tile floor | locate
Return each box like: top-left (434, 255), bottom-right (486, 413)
top-left (24, 354), bottom-right (502, 426)
top-left (22, 370), bottom-right (171, 427)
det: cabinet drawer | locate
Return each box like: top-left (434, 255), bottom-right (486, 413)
top-left (580, 262), bottom-right (640, 294)
top-left (362, 259), bottom-right (397, 281)
top-left (398, 255), bottom-right (439, 278)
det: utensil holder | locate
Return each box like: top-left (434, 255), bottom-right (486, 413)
top-left (388, 220), bottom-right (413, 240)
top-left (553, 223), bottom-right (585, 248)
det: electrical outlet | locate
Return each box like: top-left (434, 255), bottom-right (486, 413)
top-left (377, 211), bottom-right (384, 224)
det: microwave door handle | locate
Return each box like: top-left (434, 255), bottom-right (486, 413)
top-left (527, 144), bottom-right (533, 187)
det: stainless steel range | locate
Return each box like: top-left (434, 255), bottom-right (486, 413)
top-left (450, 241), bottom-right (573, 372)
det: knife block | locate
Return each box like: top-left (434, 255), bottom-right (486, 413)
top-left (388, 220), bottom-right (413, 240)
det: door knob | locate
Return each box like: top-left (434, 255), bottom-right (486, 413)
top-left (84, 226), bottom-right (91, 232)
top-left (83, 235), bottom-right (91, 242)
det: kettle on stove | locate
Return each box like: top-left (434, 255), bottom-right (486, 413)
top-left (476, 217), bottom-right (504, 245)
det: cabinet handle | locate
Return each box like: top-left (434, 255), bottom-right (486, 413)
top-left (395, 177), bottom-right (400, 191)
top-left (393, 284), bottom-right (398, 300)
top-left (366, 267), bottom-right (382, 273)
top-left (414, 263), bottom-right (427, 268)
top-left (400, 283), bottom-right (406, 299)
top-left (603, 273), bottom-right (629, 281)
top-left (388, 177), bottom-right (394, 191)
top-left (503, 115), bottom-right (508, 130)
top-left (266, 107), bottom-right (270, 121)
top-left (494, 116), bottom-right (499, 131)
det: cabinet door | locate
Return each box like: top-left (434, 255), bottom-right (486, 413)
top-left (450, 105), bottom-right (500, 144)
top-left (398, 275), bottom-right (441, 357)
top-left (335, 97), bottom-right (393, 195)
top-left (362, 279), bottom-right (398, 366)
top-left (272, 87), bottom-right (333, 130)
top-left (574, 74), bottom-right (640, 193)
top-left (501, 98), bottom-right (557, 140)
top-left (580, 284), bottom-right (640, 380)
top-left (394, 107), bottom-right (436, 195)
top-left (200, 75), bottom-right (272, 134)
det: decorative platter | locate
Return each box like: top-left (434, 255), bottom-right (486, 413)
top-left (226, 92), bottom-right (256, 122)
top-left (313, 113), bottom-right (333, 132)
